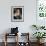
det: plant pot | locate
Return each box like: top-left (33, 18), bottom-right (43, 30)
top-left (37, 39), bottom-right (40, 43)
top-left (37, 39), bottom-right (44, 44)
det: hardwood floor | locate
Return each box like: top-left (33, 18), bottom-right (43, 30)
top-left (0, 42), bottom-right (46, 46)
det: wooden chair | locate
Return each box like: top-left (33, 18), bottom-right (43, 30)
top-left (18, 33), bottom-right (30, 46)
top-left (4, 33), bottom-right (18, 46)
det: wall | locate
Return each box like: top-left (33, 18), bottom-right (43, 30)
top-left (0, 0), bottom-right (36, 42)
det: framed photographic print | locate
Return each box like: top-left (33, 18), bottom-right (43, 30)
top-left (11, 6), bottom-right (24, 22)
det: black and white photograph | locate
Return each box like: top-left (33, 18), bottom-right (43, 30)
top-left (11, 6), bottom-right (24, 22)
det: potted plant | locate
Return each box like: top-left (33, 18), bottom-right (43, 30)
top-left (33, 32), bottom-right (46, 43)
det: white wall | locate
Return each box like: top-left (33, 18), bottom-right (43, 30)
top-left (0, 0), bottom-right (36, 42)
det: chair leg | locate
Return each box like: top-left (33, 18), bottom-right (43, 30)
top-left (16, 34), bottom-right (18, 46)
top-left (4, 41), bottom-right (7, 46)
top-left (4, 33), bottom-right (7, 46)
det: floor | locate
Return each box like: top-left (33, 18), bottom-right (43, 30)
top-left (0, 42), bottom-right (46, 46)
